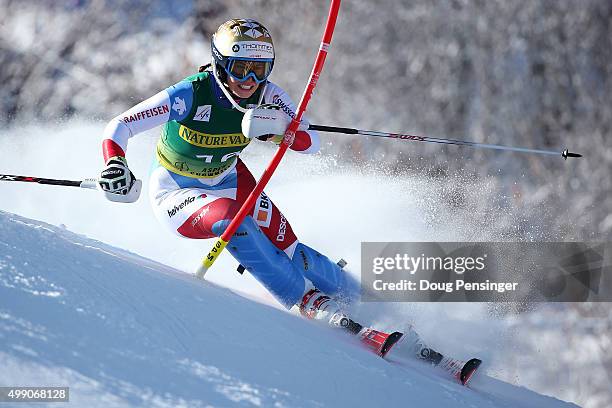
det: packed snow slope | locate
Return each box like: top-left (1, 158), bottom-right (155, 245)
top-left (0, 211), bottom-right (576, 408)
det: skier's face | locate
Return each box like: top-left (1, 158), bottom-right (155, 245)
top-left (227, 76), bottom-right (259, 99)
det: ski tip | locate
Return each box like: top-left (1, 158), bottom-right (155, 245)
top-left (460, 358), bottom-right (482, 386)
top-left (379, 331), bottom-right (403, 358)
top-left (562, 149), bottom-right (582, 159)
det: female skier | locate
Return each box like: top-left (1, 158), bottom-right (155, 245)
top-left (97, 18), bottom-right (479, 383)
top-left (98, 18), bottom-right (357, 325)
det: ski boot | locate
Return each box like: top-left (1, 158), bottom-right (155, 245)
top-left (389, 325), bottom-right (482, 385)
top-left (418, 347), bottom-right (444, 365)
top-left (298, 287), bottom-right (403, 358)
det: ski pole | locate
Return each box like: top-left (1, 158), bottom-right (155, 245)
top-left (0, 174), bottom-right (97, 188)
top-left (0, 174), bottom-right (142, 203)
top-left (308, 124), bottom-right (582, 159)
top-left (195, 0), bottom-right (342, 279)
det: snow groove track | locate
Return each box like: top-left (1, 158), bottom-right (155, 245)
top-left (0, 211), bottom-right (576, 407)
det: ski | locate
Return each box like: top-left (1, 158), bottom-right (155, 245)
top-left (345, 321), bottom-right (481, 386)
top-left (357, 327), bottom-right (404, 358)
top-left (459, 358), bottom-right (482, 386)
top-left (438, 356), bottom-right (482, 386)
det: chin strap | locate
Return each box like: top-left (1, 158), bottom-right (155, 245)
top-left (211, 61), bottom-right (267, 113)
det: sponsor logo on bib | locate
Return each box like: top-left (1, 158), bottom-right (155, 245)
top-left (178, 125), bottom-right (250, 148)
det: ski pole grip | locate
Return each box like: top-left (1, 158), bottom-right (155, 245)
top-left (196, 238), bottom-right (229, 279)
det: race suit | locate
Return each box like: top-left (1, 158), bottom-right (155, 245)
top-left (101, 70), bottom-right (357, 308)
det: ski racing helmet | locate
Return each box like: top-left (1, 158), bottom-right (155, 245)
top-left (211, 19), bottom-right (275, 85)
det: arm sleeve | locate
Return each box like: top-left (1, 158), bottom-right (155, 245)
top-left (262, 82), bottom-right (320, 154)
top-left (101, 81), bottom-right (194, 162)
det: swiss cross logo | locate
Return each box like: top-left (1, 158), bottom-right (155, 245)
top-left (239, 20), bottom-right (270, 39)
top-left (193, 105), bottom-right (212, 122)
top-left (172, 97), bottom-right (186, 115)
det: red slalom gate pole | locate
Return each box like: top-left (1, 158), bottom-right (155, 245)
top-left (196, 0), bottom-right (342, 278)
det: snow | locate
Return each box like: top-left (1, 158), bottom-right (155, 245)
top-left (0, 122), bottom-right (503, 303)
top-left (0, 210), bottom-right (577, 407)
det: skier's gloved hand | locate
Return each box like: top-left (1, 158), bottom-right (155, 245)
top-left (241, 104), bottom-right (308, 140)
top-left (98, 156), bottom-right (135, 195)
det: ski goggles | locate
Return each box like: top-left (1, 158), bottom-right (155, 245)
top-left (224, 58), bottom-right (273, 84)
